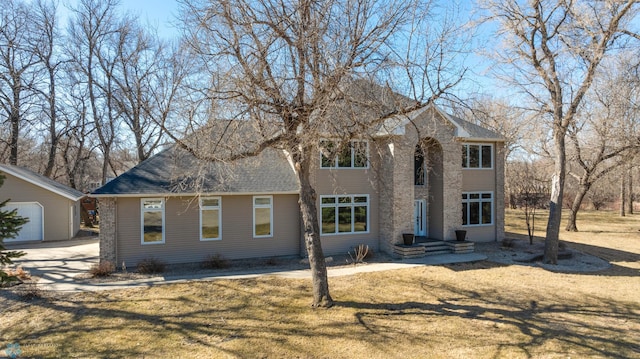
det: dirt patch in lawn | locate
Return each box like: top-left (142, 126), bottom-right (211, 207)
top-left (476, 238), bottom-right (612, 273)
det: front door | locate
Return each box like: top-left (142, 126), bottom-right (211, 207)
top-left (413, 199), bottom-right (427, 237)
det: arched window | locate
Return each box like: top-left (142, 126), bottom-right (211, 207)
top-left (415, 145), bottom-right (425, 186)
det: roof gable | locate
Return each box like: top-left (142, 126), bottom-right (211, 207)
top-left (0, 164), bottom-right (85, 201)
top-left (376, 104), bottom-right (505, 141)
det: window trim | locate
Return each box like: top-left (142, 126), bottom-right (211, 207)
top-left (253, 195), bottom-right (273, 238)
top-left (140, 198), bottom-right (165, 245)
top-left (320, 139), bottom-right (370, 169)
top-left (319, 194), bottom-right (370, 236)
top-left (462, 143), bottom-right (494, 169)
top-left (199, 196), bottom-right (222, 241)
top-left (462, 191), bottom-right (493, 227)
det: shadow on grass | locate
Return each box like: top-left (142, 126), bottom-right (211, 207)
top-left (442, 260), bottom-right (511, 272)
top-left (1, 274), bottom-right (639, 358)
top-left (335, 283), bottom-right (640, 359)
top-left (497, 232), bottom-right (640, 277)
top-left (0, 280), bottom-right (315, 358)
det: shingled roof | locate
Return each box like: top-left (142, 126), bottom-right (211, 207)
top-left (92, 146), bottom-right (300, 196)
top-left (0, 164), bottom-right (85, 201)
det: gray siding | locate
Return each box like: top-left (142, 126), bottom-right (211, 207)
top-left (460, 141), bottom-right (501, 242)
top-left (311, 149), bottom-right (380, 256)
top-left (115, 194), bottom-right (301, 266)
top-left (0, 173), bottom-right (78, 241)
top-left (462, 169), bottom-right (496, 191)
top-left (463, 225), bottom-right (496, 242)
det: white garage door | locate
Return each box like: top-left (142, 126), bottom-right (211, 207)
top-left (5, 202), bottom-right (43, 242)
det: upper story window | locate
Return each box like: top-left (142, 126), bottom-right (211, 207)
top-left (462, 144), bottom-right (493, 169)
top-left (320, 140), bottom-right (369, 169)
top-left (415, 145), bottom-right (425, 186)
top-left (141, 198), bottom-right (165, 245)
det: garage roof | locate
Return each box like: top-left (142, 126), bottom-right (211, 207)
top-left (0, 164), bottom-right (85, 201)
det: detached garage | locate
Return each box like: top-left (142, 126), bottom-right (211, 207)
top-left (0, 164), bottom-right (85, 242)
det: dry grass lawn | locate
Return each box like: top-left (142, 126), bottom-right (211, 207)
top-left (1, 210), bottom-right (639, 358)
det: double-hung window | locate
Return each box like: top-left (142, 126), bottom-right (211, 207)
top-left (320, 195), bottom-right (369, 235)
top-left (462, 144), bottom-right (493, 169)
top-left (462, 192), bottom-right (493, 226)
top-left (320, 140), bottom-right (369, 169)
top-left (253, 196), bottom-right (273, 238)
top-left (200, 197), bottom-right (221, 241)
top-left (141, 198), bottom-right (165, 244)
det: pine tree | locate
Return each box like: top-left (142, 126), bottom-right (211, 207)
top-left (0, 173), bottom-right (27, 285)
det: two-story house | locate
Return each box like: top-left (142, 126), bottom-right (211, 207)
top-left (92, 104), bottom-right (504, 266)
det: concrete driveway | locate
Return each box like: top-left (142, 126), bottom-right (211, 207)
top-left (5, 237), bottom-right (99, 290)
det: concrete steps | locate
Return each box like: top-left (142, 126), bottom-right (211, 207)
top-left (393, 239), bottom-right (475, 259)
top-left (393, 244), bottom-right (427, 258)
top-left (418, 240), bottom-right (451, 256)
top-left (446, 240), bottom-right (475, 254)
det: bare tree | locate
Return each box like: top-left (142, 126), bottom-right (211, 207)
top-left (175, 0), bottom-right (467, 307)
top-left (483, 0), bottom-right (639, 263)
top-left (564, 59), bottom-right (640, 231)
top-left (111, 21), bottom-right (171, 163)
top-left (59, 71), bottom-right (100, 190)
top-left (625, 162), bottom-right (635, 214)
top-left (450, 96), bottom-right (527, 161)
top-left (68, 0), bottom-right (125, 184)
top-left (0, 0), bottom-right (42, 166)
top-left (31, 0), bottom-right (66, 177)
top-left (588, 174), bottom-right (616, 210)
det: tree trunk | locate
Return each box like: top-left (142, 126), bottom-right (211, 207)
top-left (101, 148), bottom-right (111, 185)
top-left (565, 184), bottom-right (589, 232)
top-left (626, 165), bottom-right (633, 215)
top-left (44, 68), bottom-right (58, 178)
top-left (80, 204), bottom-right (94, 228)
top-left (9, 83), bottom-right (20, 166)
top-left (9, 109), bottom-right (19, 166)
top-left (620, 173), bottom-right (626, 217)
top-left (544, 133), bottom-right (565, 264)
top-left (294, 146), bottom-right (332, 308)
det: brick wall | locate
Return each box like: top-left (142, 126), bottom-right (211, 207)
top-left (99, 197), bottom-right (117, 265)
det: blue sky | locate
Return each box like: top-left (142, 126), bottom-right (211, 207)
top-left (60, 0), bottom-right (181, 39)
top-left (117, 0), bottom-right (181, 38)
top-left (60, 0), bottom-right (498, 98)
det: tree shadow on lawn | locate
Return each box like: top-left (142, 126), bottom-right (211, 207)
top-left (484, 232), bottom-right (640, 277)
top-left (335, 283), bottom-right (640, 358)
top-left (2, 277), bottom-right (639, 358)
top-left (0, 280), bottom-right (349, 358)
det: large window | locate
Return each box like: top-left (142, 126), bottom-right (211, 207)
top-left (200, 197), bottom-right (221, 241)
top-left (141, 198), bottom-right (165, 244)
top-left (320, 195), bottom-right (369, 235)
top-left (320, 140), bottom-right (368, 169)
top-left (462, 144), bottom-right (493, 169)
top-left (462, 192), bottom-right (493, 226)
top-left (253, 196), bottom-right (273, 238)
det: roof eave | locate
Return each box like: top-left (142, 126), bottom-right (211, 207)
top-left (456, 136), bottom-right (506, 143)
top-left (90, 190), bottom-right (301, 198)
top-left (0, 166), bottom-right (85, 201)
